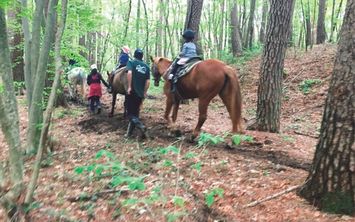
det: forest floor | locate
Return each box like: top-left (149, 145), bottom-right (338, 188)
top-left (1, 44), bottom-right (354, 221)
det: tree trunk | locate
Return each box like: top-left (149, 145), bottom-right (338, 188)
top-left (20, 0), bottom-right (32, 106)
top-left (7, 6), bottom-right (25, 85)
top-left (184, 0), bottom-right (204, 55)
top-left (0, 8), bottom-right (24, 220)
top-left (256, 0), bottom-right (295, 133)
top-left (26, 0), bottom-right (58, 154)
top-left (230, 2), bottom-right (243, 56)
top-left (156, 0), bottom-right (164, 56)
top-left (316, 0), bottom-right (326, 43)
top-left (29, 0), bottom-right (45, 104)
top-left (245, 0), bottom-right (256, 49)
top-left (259, 0), bottom-right (268, 44)
top-left (329, 0), bottom-right (344, 42)
top-left (26, 0), bottom-right (68, 204)
top-left (299, 1), bottom-right (355, 214)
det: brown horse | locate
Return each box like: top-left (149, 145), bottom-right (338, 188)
top-left (107, 68), bottom-right (128, 117)
top-left (150, 56), bottom-right (243, 138)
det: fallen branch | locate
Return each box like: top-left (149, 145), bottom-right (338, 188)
top-left (243, 184), bottom-right (302, 208)
top-left (293, 130), bottom-right (319, 139)
top-left (67, 188), bottom-right (129, 202)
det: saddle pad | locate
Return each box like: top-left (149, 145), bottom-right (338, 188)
top-left (176, 58), bottom-right (202, 79)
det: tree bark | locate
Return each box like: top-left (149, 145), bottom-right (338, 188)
top-left (245, 0), bottom-right (256, 49)
top-left (26, 0), bottom-right (58, 154)
top-left (230, 2), bottom-right (243, 56)
top-left (20, 0), bottom-right (32, 106)
top-left (26, 0), bottom-right (68, 204)
top-left (155, 0), bottom-right (164, 56)
top-left (256, 0), bottom-right (295, 133)
top-left (299, 0), bottom-right (355, 214)
top-left (7, 5), bottom-right (25, 84)
top-left (29, 0), bottom-right (45, 105)
top-left (316, 0), bottom-right (327, 43)
top-left (0, 8), bottom-right (24, 220)
top-left (184, 0), bottom-right (204, 55)
top-left (259, 0), bottom-right (268, 44)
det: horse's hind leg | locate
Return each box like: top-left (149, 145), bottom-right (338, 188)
top-left (192, 98), bottom-right (210, 138)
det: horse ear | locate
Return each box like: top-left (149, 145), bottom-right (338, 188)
top-left (149, 55), bottom-right (154, 63)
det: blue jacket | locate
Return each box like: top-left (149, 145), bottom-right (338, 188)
top-left (180, 42), bottom-right (197, 58)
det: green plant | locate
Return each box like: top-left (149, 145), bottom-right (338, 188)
top-left (205, 188), bottom-right (224, 207)
top-left (197, 132), bottom-right (224, 147)
top-left (299, 79), bottom-right (322, 94)
top-left (231, 134), bottom-right (254, 145)
top-left (74, 149), bottom-right (146, 191)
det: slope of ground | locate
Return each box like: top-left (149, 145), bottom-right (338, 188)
top-left (1, 44), bottom-right (353, 221)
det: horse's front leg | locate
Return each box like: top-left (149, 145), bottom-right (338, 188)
top-left (109, 93), bottom-right (117, 117)
top-left (171, 100), bottom-right (180, 131)
top-left (164, 95), bottom-right (173, 126)
top-left (192, 98), bottom-right (210, 139)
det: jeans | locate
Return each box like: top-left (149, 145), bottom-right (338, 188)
top-left (126, 91), bottom-right (143, 119)
top-left (89, 96), bottom-right (101, 112)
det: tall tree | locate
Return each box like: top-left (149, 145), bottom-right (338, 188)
top-left (329, 0), bottom-right (344, 42)
top-left (316, 0), bottom-right (327, 43)
top-left (26, 0), bottom-right (68, 204)
top-left (7, 3), bottom-right (25, 84)
top-left (299, 0), bottom-right (354, 214)
top-left (259, 0), bottom-right (268, 44)
top-left (0, 6), bottom-right (24, 220)
top-left (184, 0), bottom-right (204, 55)
top-left (230, 2), bottom-right (243, 56)
top-left (244, 0), bottom-right (256, 49)
top-left (256, 0), bottom-right (295, 132)
top-left (26, 0), bottom-right (58, 153)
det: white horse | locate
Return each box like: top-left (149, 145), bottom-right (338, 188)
top-left (66, 67), bottom-right (87, 100)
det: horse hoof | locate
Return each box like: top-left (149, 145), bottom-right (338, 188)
top-left (170, 129), bottom-right (182, 137)
top-left (187, 134), bottom-right (196, 143)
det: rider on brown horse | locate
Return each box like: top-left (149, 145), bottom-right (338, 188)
top-left (169, 29), bottom-right (198, 93)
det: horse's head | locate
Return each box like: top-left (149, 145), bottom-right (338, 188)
top-left (107, 70), bottom-right (114, 85)
top-left (150, 56), bottom-right (172, 87)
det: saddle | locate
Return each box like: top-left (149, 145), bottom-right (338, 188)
top-left (173, 57), bottom-right (203, 83)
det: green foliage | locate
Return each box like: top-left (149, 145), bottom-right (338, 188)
top-left (23, 201), bottom-right (42, 213)
top-left (166, 211), bottom-right (186, 222)
top-left (299, 79), bottom-right (322, 94)
top-left (159, 145), bottom-right (180, 155)
top-left (0, 0), bottom-right (13, 8)
top-left (0, 83), bottom-right (4, 94)
top-left (172, 196), bottom-right (185, 208)
top-left (219, 50), bottom-right (237, 64)
top-left (320, 191), bottom-right (354, 215)
top-left (74, 150), bottom-right (145, 191)
top-left (231, 134), bottom-right (254, 145)
top-left (205, 188), bottom-right (224, 208)
top-left (197, 132), bottom-right (224, 147)
top-left (13, 81), bottom-right (25, 94)
top-left (235, 45), bottom-right (263, 66)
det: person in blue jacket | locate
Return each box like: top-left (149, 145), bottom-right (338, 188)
top-left (169, 29), bottom-right (197, 92)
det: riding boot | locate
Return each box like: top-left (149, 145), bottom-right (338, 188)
top-left (131, 117), bottom-right (147, 139)
top-left (125, 121), bottom-right (136, 138)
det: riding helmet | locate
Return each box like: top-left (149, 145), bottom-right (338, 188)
top-left (134, 48), bottom-right (144, 60)
top-left (90, 64), bottom-right (97, 70)
top-left (182, 29), bottom-right (195, 40)
top-left (122, 46), bottom-right (130, 54)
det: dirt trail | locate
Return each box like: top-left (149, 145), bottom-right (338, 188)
top-left (1, 44), bottom-right (352, 221)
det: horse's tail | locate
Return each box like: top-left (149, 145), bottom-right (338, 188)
top-left (220, 65), bottom-right (243, 133)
